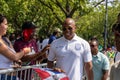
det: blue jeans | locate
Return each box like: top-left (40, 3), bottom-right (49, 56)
top-left (0, 74), bottom-right (16, 80)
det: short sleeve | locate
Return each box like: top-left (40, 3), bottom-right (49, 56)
top-left (102, 56), bottom-right (110, 70)
top-left (83, 41), bottom-right (92, 62)
top-left (47, 42), bottom-right (56, 61)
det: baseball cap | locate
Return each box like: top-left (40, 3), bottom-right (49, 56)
top-left (22, 21), bottom-right (37, 30)
top-left (54, 28), bottom-right (62, 33)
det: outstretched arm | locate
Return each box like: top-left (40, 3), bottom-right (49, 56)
top-left (21, 44), bottom-right (50, 62)
top-left (0, 41), bottom-right (30, 61)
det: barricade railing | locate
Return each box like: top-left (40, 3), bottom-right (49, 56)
top-left (0, 63), bottom-right (87, 80)
top-left (0, 63), bottom-right (47, 80)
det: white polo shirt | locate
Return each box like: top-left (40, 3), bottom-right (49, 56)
top-left (48, 34), bottom-right (92, 80)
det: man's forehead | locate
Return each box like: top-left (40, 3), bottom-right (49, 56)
top-left (90, 41), bottom-right (97, 45)
top-left (63, 18), bottom-right (75, 26)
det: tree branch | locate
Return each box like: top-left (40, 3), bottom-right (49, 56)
top-left (39, 0), bottom-right (51, 9)
top-left (94, 0), bottom-right (105, 7)
top-left (55, 0), bottom-right (67, 16)
top-left (39, 0), bottom-right (63, 24)
top-left (69, 5), bottom-right (78, 18)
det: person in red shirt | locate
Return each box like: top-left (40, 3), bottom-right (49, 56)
top-left (14, 21), bottom-right (50, 80)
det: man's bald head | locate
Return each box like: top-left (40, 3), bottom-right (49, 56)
top-left (63, 18), bottom-right (76, 27)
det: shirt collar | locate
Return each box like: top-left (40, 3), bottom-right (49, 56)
top-left (63, 34), bottom-right (78, 41)
top-left (92, 52), bottom-right (99, 58)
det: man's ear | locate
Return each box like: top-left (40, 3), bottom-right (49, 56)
top-left (73, 26), bottom-right (76, 31)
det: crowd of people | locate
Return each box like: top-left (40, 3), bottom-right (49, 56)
top-left (0, 13), bottom-right (120, 80)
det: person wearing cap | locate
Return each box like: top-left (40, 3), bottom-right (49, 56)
top-left (48, 28), bottom-right (61, 44)
top-left (14, 21), bottom-right (50, 65)
top-left (13, 21), bottom-right (50, 79)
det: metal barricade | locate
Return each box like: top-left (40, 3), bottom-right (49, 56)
top-left (0, 63), bottom-right (47, 80)
top-left (0, 63), bottom-right (87, 80)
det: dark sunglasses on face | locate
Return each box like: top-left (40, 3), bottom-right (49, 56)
top-left (62, 27), bottom-right (73, 31)
top-left (90, 45), bottom-right (97, 47)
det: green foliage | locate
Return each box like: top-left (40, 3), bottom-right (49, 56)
top-left (0, 0), bottom-right (120, 47)
top-left (76, 1), bottom-right (120, 46)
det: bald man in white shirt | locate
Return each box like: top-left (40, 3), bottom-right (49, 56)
top-left (47, 18), bottom-right (93, 80)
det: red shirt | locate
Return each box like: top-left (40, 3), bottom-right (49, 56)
top-left (14, 38), bottom-right (38, 53)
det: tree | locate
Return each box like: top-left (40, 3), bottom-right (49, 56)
top-left (38, 0), bottom-right (88, 24)
top-left (0, 0), bottom-right (120, 44)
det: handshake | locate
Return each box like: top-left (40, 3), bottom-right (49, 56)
top-left (22, 47), bottom-right (31, 55)
top-left (22, 44), bottom-right (50, 56)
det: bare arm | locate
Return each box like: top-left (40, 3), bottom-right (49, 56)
top-left (85, 61), bottom-right (93, 80)
top-left (101, 70), bottom-right (109, 80)
top-left (21, 52), bottom-right (42, 62)
top-left (21, 44), bottom-right (50, 62)
top-left (0, 41), bottom-right (26, 61)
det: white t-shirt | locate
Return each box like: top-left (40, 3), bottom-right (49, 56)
top-left (48, 34), bottom-right (92, 80)
top-left (37, 40), bottom-right (42, 52)
top-left (42, 38), bottom-right (49, 49)
top-left (42, 38), bottom-right (49, 54)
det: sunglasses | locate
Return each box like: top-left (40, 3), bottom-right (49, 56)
top-left (62, 27), bottom-right (73, 31)
top-left (90, 45), bottom-right (97, 47)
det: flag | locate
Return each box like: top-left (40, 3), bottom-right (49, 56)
top-left (33, 68), bottom-right (69, 80)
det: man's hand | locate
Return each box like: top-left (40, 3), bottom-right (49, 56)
top-left (53, 67), bottom-right (65, 73)
top-left (23, 47), bottom-right (31, 55)
top-left (37, 44), bottom-right (50, 61)
top-left (41, 44), bottom-right (50, 53)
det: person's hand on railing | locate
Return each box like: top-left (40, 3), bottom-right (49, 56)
top-left (11, 60), bottom-right (22, 69)
top-left (53, 67), bottom-right (65, 73)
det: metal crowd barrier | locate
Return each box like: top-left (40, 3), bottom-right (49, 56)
top-left (0, 63), bottom-right (87, 80)
top-left (0, 63), bottom-right (47, 80)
